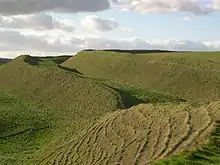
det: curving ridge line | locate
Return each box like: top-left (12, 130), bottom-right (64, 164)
top-left (39, 102), bottom-right (219, 165)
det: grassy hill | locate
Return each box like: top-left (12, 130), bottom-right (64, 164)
top-left (40, 102), bottom-right (220, 165)
top-left (1, 51), bottom-right (220, 165)
top-left (0, 54), bottom-right (183, 164)
top-left (0, 55), bottom-right (121, 164)
top-left (62, 50), bottom-right (220, 103)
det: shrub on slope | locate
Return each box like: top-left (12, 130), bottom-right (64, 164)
top-left (62, 51), bottom-right (220, 103)
top-left (40, 102), bottom-right (220, 165)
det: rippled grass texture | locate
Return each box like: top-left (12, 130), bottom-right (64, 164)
top-left (1, 51), bottom-right (220, 165)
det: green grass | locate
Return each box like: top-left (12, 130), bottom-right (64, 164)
top-left (62, 51), bottom-right (220, 103)
top-left (40, 102), bottom-right (220, 165)
top-left (95, 79), bottom-right (186, 108)
top-left (1, 51), bottom-right (220, 165)
top-left (0, 54), bottom-right (185, 164)
top-left (0, 55), bottom-right (121, 164)
top-left (0, 60), bottom-right (9, 70)
top-left (152, 121), bottom-right (220, 165)
top-left (0, 90), bottom-right (50, 164)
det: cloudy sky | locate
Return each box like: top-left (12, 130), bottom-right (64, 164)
top-left (0, 0), bottom-right (219, 58)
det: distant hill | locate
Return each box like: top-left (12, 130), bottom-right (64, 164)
top-left (0, 57), bottom-right (11, 61)
top-left (0, 57), bottom-right (11, 65)
top-left (62, 50), bottom-right (220, 103)
top-left (84, 49), bottom-right (178, 54)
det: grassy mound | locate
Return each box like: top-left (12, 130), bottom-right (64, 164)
top-left (153, 102), bottom-right (220, 165)
top-left (1, 52), bottom-right (220, 165)
top-left (40, 102), bottom-right (220, 165)
top-left (0, 55), bottom-right (184, 164)
top-left (62, 51), bottom-right (220, 103)
top-left (0, 55), bottom-right (121, 163)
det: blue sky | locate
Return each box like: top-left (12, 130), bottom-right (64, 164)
top-left (0, 0), bottom-right (219, 58)
top-left (54, 9), bottom-right (220, 41)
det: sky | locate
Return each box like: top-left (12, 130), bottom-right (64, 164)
top-left (0, 0), bottom-right (219, 58)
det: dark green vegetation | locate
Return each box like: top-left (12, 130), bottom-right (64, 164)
top-left (0, 91), bottom-right (50, 164)
top-left (0, 50), bottom-right (220, 165)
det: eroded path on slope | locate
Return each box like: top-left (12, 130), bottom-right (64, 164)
top-left (40, 102), bottom-right (220, 165)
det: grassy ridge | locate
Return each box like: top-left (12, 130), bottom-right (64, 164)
top-left (1, 51), bottom-right (220, 165)
top-left (0, 55), bottom-right (184, 164)
top-left (153, 121), bottom-right (220, 165)
top-left (62, 51), bottom-right (220, 103)
top-left (153, 101), bottom-right (220, 165)
top-left (0, 55), bottom-right (121, 164)
top-left (40, 102), bottom-right (220, 165)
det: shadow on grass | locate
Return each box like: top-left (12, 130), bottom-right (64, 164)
top-left (103, 84), bottom-right (186, 109)
top-left (23, 56), bottom-right (72, 66)
top-left (84, 49), bottom-right (180, 54)
top-left (57, 65), bottom-right (83, 75)
top-left (47, 56), bottom-right (72, 64)
top-left (0, 126), bottom-right (50, 140)
top-left (23, 56), bottom-right (42, 66)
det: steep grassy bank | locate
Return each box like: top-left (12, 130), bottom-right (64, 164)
top-left (40, 102), bottom-right (220, 165)
top-left (0, 55), bottom-right (121, 164)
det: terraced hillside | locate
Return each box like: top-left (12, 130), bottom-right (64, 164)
top-left (40, 102), bottom-right (220, 165)
top-left (62, 51), bottom-right (220, 103)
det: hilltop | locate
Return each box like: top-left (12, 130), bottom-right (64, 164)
top-left (0, 50), bottom-right (220, 165)
top-left (62, 50), bottom-right (220, 103)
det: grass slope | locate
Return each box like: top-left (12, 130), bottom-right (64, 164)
top-left (0, 55), bottom-right (183, 164)
top-left (62, 51), bottom-right (220, 103)
top-left (1, 52), bottom-right (220, 165)
top-left (40, 102), bottom-right (220, 165)
top-left (153, 125), bottom-right (220, 165)
top-left (0, 55), bottom-right (121, 164)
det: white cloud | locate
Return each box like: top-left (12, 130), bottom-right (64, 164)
top-left (115, 0), bottom-right (220, 14)
top-left (0, 0), bottom-right (110, 15)
top-left (0, 0), bottom-right (219, 16)
top-left (0, 13), bottom-right (75, 32)
top-left (182, 16), bottom-right (192, 21)
top-left (0, 29), bottom-right (219, 58)
top-left (213, 0), bottom-right (220, 10)
top-left (148, 40), bottom-right (210, 50)
top-left (120, 27), bottom-right (133, 32)
top-left (204, 41), bottom-right (220, 49)
top-left (0, 29), bottom-right (82, 52)
top-left (81, 15), bottom-right (118, 32)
